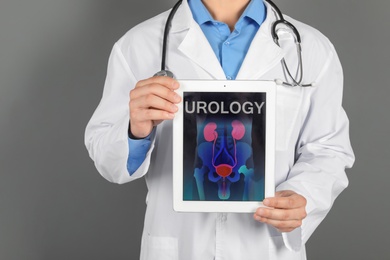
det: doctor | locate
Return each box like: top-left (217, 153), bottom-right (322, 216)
top-left (85, 0), bottom-right (354, 259)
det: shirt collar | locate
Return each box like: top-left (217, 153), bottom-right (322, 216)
top-left (188, 0), bottom-right (266, 28)
top-left (242, 0), bottom-right (266, 26)
top-left (188, 0), bottom-right (214, 25)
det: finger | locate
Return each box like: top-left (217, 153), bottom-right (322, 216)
top-left (130, 108), bottom-right (175, 122)
top-left (263, 194), bottom-right (306, 209)
top-left (254, 215), bottom-right (303, 232)
top-left (130, 83), bottom-right (181, 103)
top-left (131, 94), bottom-right (179, 114)
top-left (275, 190), bottom-right (296, 198)
top-left (254, 207), bottom-right (307, 221)
top-left (136, 76), bottom-right (180, 90)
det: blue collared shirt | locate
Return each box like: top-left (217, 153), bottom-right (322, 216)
top-left (127, 135), bottom-right (152, 174)
top-left (189, 0), bottom-right (266, 80)
top-left (127, 0), bottom-right (266, 175)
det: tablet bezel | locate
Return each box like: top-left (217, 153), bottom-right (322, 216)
top-left (173, 80), bottom-right (276, 213)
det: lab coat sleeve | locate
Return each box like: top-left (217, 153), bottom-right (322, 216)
top-left (277, 43), bottom-right (355, 251)
top-left (85, 43), bottom-right (156, 184)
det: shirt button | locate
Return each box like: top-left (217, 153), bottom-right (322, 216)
top-left (227, 75), bottom-right (232, 80)
top-left (224, 41), bottom-right (230, 45)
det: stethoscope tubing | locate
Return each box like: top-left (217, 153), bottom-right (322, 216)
top-left (161, 0), bottom-right (183, 72)
top-left (157, 0), bottom-right (313, 87)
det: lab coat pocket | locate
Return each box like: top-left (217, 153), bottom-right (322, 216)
top-left (144, 236), bottom-right (179, 260)
top-left (269, 235), bottom-right (305, 260)
top-left (275, 85), bottom-right (303, 151)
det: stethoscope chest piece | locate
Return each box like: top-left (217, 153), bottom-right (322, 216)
top-left (154, 70), bottom-right (175, 78)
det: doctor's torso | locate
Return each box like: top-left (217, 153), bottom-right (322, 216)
top-left (125, 3), bottom-right (313, 260)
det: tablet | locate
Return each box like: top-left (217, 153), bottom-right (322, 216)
top-left (173, 80), bottom-right (276, 213)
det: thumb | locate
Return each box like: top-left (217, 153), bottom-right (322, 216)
top-left (275, 190), bottom-right (296, 198)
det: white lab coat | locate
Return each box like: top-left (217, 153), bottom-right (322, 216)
top-left (85, 1), bottom-right (354, 259)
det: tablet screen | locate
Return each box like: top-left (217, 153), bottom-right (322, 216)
top-left (182, 91), bottom-right (267, 202)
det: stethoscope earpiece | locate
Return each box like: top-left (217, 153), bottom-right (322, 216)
top-left (275, 79), bottom-right (284, 85)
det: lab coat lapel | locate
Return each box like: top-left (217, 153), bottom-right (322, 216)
top-left (178, 23), bottom-right (226, 79)
top-left (170, 0), bottom-right (226, 80)
top-left (170, 0), bottom-right (283, 80)
top-left (236, 2), bottom-right (284, 80)
top-left (236, 33), bottom-right (284, 80)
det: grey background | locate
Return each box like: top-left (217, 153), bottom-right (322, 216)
top-left (0, 0), bottom-right (388, 259)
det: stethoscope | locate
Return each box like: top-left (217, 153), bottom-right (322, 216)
top-left (155, 0), bottom-right (314, 87)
